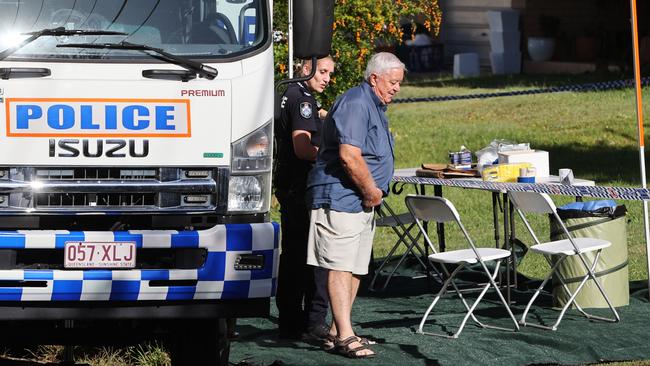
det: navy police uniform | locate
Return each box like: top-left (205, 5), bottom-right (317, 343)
top-left (274, 82), bottom-right (330, 338)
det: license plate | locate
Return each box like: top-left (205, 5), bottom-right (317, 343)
top-left (64, 242), bottom-right (136, 269)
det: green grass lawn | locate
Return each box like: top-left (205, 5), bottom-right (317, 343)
top-left (270, 72), bottom-right (650, 282)
top-left (381, 72), bottom-right (650, 282)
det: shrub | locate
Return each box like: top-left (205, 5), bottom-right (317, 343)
top-left (273, 0), bottom-right (442, 106)
top-left (76, 346), bottom-right (131, 366)
top-left (129, 342), bottom-right (171, 366)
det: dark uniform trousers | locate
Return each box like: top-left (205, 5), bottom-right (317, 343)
top-left (276, 192), bottom-right (329, 335)
top-left (274, 81), bottom-right (329, 336)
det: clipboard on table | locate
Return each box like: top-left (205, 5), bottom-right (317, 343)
top-left (416, 163), bottom-right (480, 179)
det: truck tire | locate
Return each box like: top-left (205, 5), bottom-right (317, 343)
top-left (168, 318), bottom-right (230, 366)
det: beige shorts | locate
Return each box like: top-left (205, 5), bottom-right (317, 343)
top-left (306, 207), bottom-right (375, 275)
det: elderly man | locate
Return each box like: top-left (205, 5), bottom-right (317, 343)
top-left (306, 52), bottom-right (405, 359)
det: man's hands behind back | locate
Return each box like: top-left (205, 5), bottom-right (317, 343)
top-left (363, 187), bottom-right (383, 208)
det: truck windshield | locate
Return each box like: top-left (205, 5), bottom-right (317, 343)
top-left (0, 0), bottom-right (268, 61)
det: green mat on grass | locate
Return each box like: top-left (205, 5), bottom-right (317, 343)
top-left (230, 262), bottom-right (650, 366)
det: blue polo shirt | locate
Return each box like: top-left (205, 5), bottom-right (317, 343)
top-left (306, 81), bottom-right (395, 213)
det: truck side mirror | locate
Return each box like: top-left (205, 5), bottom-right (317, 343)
top-left (293, 0), bottom-right (334, 59)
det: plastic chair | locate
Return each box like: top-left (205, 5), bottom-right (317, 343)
top-left (405, 195), bottom-right (519, 338)
top-left (508, 191), bottom-right (621, 330)
top-left (369, 201), bottom-right (432, 291)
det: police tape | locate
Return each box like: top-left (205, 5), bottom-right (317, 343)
top-left (393, 77), bottom-right (650, 104)
top-left (391, 175), bottom-right (650, 201)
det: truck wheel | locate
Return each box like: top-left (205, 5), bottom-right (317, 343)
top-left (169, 318), bottom-right (230, 366)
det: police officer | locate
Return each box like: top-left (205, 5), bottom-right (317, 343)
top-left (274, 56), bottom-right (335, 340)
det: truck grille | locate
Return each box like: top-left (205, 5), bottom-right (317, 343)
top-left (36, 168), bottom-right (158, 180)
top-left (36, 193), bottom-right (157, 208)
top-left (0, 167), bottom-right (229, 213)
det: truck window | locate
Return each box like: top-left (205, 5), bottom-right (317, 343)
top-left (0, 0), bottom-right (267, 61)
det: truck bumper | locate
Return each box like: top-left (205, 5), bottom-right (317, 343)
top-left (0, 222), bottom-right (279, 303)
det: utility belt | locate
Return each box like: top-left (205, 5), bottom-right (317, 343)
top-left (275, 187), bottom-right (308, 205)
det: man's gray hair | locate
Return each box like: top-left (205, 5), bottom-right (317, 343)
top-left (363, 52), bottom-right (406, 81)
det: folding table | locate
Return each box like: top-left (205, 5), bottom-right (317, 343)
top-left (387, 168), bottom-right (595, 301)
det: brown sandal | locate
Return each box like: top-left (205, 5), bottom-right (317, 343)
top-left (324, 334), bottom-right (375, 351)
top-left (335, 335), bottom-right (376, 359)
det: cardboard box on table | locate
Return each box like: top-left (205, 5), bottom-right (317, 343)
top-left (498, 150), bottom-right (549, 178)
top-left (481, 163), bottom-right (532, 182)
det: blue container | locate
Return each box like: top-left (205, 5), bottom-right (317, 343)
top-left (449, 150), bottom-right (472, 165)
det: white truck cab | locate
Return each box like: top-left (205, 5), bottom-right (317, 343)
top-left (0, 0), bottom-right (286, 364)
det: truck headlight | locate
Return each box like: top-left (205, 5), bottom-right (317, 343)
top-left (228, 121), bottom-right (272, 213)
top-left (231, 121), bottom-right (272, 173)
top-left (228, 175), bottom-right (270, 212)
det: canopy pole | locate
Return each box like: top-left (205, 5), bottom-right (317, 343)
top-left (629, 0), bottom-right (650, 298)
top-left (288, 0), bottom-right (294, 78)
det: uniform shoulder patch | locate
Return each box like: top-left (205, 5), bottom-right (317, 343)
top-left (300, 101), bottom-right (313, 119)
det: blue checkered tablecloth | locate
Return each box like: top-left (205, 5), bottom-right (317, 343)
top-left (392, 170), bottom-right (650, 201)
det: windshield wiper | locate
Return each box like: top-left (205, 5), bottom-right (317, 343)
top-left (0, 27), bottom-right (127, 61)
top-left (58, 41), bottom-right (218, 80)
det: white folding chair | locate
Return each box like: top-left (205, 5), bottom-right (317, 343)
top-left (508, 191), bottom-right (621, 330)
top-left (405, 195), bottom-right (519, 338)
top-left (369, 201), bottom-right (434, 291)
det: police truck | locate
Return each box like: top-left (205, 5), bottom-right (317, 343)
top-left (0, 0), bottom-right (332, 364)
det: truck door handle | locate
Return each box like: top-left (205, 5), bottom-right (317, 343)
top-left (142, 69), bottom-right (197, 82)
top-left (0, 67), bottom-right (51, 79)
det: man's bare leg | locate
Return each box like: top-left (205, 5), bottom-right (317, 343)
top-left (329, 270), bottom-right (353, 337)
top-left (327, 274), bottom-right (360, 337)
top-left (328, 270), bottom-right (373, 356)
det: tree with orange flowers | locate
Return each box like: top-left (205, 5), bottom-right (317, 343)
top-left (273, 0), bottom-right (442, 106)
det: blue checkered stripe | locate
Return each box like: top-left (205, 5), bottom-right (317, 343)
top-left (0, 222), bottom-right (279, 301)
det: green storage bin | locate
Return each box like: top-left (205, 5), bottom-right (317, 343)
top-left (549, 205), bottom-right (628, 309)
